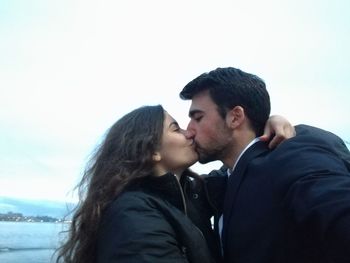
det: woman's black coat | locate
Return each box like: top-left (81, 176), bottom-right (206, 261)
top-left (96, 172), bottom-right (223, 263)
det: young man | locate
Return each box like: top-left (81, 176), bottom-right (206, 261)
top-left (180, 67), bottom-right (350, 263)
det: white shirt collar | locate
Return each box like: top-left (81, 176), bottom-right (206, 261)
top-left (227, 137), bottom-right (260, 177)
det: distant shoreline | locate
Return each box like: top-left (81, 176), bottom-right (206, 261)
top-left (0, 212), bottom-right (70, 223)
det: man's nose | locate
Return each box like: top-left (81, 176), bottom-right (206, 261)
top-left (184, 129), bottom-right (195, 139)
top-left (184, 123), bottom-right (195, 139)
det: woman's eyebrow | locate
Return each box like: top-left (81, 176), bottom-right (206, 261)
top-left (168, 121), bottom-right (179, 128)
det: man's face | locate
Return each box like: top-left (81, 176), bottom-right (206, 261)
top-left (186, 90), bottom-right (232, 164)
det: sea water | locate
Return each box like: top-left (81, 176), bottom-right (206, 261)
top-left (0, 221), bottom-right (68, 263)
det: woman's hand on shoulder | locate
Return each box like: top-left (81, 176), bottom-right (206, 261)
top-left (260, 115), bottom-right (296, 149)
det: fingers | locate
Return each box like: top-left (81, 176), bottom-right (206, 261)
top-left (260, 121), bottom-right (274, 142)
top-left (268, 134), bottom-right (284, 149)
top-left (287, 124), bottom-right (296, 138)
top-left (261, 115), bottom-right (296, 149)
top-left (268, 123), bottom-right (296, 149)
top-left (259, 133), bottom-right (270, 142)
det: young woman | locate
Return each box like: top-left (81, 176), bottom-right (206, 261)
top-left (55, 105), bottom-right (293, 263)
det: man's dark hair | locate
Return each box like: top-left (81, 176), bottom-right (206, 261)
top-left (180, 67), bottom-right (271, 135)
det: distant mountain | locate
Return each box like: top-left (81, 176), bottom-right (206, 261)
top-left (0, 196), bottom-right (77, 219)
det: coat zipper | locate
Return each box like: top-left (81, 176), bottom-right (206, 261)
top-left (174, 174), bottom-right (187, 215)
top-left (176, 175), bottom-right (207, 243)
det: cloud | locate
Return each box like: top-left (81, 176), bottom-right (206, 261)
top-left (0, 0), bottom-right (349, 201)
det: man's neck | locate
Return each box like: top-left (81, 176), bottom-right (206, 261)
top-left (223, 129), bottom-right (257, 168)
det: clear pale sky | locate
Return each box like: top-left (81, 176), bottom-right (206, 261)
top-left (1, 0), bottom-right (349, 202)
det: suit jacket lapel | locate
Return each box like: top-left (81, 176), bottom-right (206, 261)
top-left (221, 141), bottom-right (269, 250)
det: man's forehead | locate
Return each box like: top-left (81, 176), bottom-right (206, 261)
top-left (190, 93), bottom-right (216, 110)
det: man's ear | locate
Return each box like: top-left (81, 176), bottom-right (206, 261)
top-left (152, 152), bottom-right (161, 162)
top-left (225, 106), bottom-right (245, 129)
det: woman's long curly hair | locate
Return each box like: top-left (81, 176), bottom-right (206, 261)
top-left (55, 105), bottom-right (166, 263)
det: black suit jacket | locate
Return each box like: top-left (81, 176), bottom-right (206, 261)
top-left (221, 124), bottom-right (350, 263)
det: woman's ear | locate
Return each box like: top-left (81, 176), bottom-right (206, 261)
top-left (152, 152), bottom-right (161, 162)
top-left (226, 106), bottom-right (245, 129)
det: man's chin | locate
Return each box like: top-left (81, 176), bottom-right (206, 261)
top-left (198, 156), bottom-right (216, 164)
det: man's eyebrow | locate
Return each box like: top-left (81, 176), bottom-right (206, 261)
top-left (189, 109), bottom-right (202, 118)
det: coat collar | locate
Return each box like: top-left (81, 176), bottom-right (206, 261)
top-left (131, 172), bottom-right (187, 213)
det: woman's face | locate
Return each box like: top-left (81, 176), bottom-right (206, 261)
top-left (153, 111), bottom-right (198, 176)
